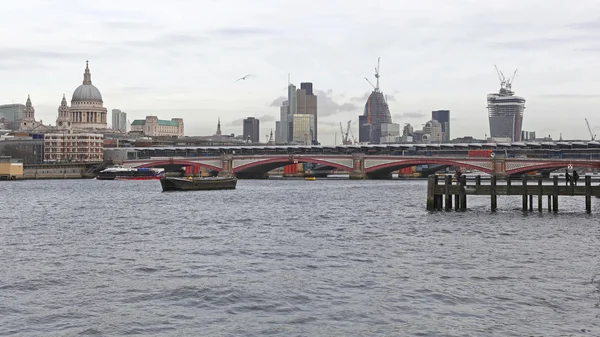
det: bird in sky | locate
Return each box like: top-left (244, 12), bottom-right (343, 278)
top-left (236, 74), bottom-right (253, 82)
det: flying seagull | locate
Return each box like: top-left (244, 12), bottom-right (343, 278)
top-left (236, 74), bottom-right (253, 82)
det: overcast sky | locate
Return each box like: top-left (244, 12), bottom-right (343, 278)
top-left (2, 0), bottom-right (600, 144)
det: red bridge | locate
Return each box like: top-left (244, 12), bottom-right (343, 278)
top-left (120, 154), bottom-right (600, 179)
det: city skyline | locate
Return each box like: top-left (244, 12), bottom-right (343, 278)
top-left (2, 0), bottom-right (600, 144)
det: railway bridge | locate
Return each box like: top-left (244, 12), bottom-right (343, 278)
top-left (119, 154), bottom-right (600, 179)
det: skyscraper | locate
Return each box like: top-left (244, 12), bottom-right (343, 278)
top-left (431, 110), bottom-right (450, 142)
top-left (112, 109), bottom-right (127, 131)
top-left (358, 58), bottom-right (392, 144)
top-left (287, 84), bottom-right (297, 142)
top-left (279, 100), bottom-right (289, 143)
top-left (243, 117), bottom-right (260, 143)
top-left (298, 82), bottom-right (318, 143)
top-left (487, 67), bottom-right (525, 141)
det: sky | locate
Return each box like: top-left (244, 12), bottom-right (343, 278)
top-left (2, 0), bottom-right (600, 144)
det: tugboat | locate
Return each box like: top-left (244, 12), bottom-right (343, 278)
top-left (96, 167), bottom-right (165, 180)
top-left (160, 176), bottom-right (237, 191)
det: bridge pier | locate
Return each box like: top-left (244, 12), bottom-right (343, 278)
top-left (349, 153), bottom-right (367, 180)
top-left (218, 154), bottom-right (235, 178)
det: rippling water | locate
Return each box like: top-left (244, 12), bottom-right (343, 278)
top-left (1, 179), bottom-right (599, 336)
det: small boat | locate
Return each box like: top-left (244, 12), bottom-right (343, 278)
top-left (96, 167), bottom-right (165, 180)
top-left (305, 176), bottom-right (316, 181)
top-left (160, 176), bottom-right (237, 191)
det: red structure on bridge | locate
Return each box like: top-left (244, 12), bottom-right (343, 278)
top-left (120, 154), bottom-right (600, 179)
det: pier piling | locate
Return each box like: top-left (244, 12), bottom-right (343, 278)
top-left (553, 176), bottom-right (559, 213)
top-left (586, 175), bottom-right (592, 214)
top-left (490, 175), bottom-right (497, 212)
top-left (426, 175), bottom-right (435, 211)
top-left (445, 175), bottom-right (452, 211)
top-left (538, 176), bottom-right (543, 212)
top-left (522, 175), bottom-right (528, 211)
top-left (459, 175), bottom-right (467, 211)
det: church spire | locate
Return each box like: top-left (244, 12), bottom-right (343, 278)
top-left (61, 93), bottom-right (67, 107)
top-left (24, 94), bottom-right (35, 120)
top-left (83, 60), bottom-right (92, 85)
top-left (216, 117), bottom-right (222, 135)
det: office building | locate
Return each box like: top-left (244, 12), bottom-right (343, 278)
top-left (243, 117), bottom-right (260, 143)
top-left (130, 116), bottom-right (184, 137)
top-left (112, 109), bottom-right (127, 131)
top-left (43, 133), bottom-right (104, 162)
top-left (0, 104), bottom-right (25, 129)
top-left (432, 110), bottom-right (450, 142)
top-left (292, 114), bottom-right (314, 144)
top-left (298, 82), bottom-right (318, 143)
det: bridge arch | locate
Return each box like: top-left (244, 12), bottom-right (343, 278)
top-left (507, 161), bottom-right (600, 175)
top-left (234, 157), bottom-right (353, 175)
top-left (365, 158), bottom-right (494, 175)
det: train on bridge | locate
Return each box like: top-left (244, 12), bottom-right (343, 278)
top-left (104, 141), bottom-right (600, 162)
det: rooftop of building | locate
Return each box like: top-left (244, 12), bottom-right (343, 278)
top-left (131, 119), bottom-right (180, 127)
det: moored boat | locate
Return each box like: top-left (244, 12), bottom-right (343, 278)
top-left (160, 176), bottom-right (237, 191)
top-left (97, 167), bottom-right (164, 180)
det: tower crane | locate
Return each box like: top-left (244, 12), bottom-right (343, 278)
top-left (339, 120), bottom-right (352, 145)
top-left (585, 118), bottom-right (596, 140)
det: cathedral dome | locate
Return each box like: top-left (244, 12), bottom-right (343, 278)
top-left (71, 61), bottom-right (103, 103)
top-left (72, 84), bottom-right (103, 103)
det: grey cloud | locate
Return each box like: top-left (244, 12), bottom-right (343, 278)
top-left (351, 92), bottom-right (396, 102)
top-left (229, 118), bottom-right (244, 126)
top-left (315, 89), bottom-right (359, 117)
top-left (259, 114), bottom-right (276, 123)
top-left (269, 90), bottom-right (358, 118)
top-left (351, 92), bottom-right (370, 102)
top-left (270, 96), bottom-right (287, 107)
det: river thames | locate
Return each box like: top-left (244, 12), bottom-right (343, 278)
top-left (1, 179), bottom-right (599, 336)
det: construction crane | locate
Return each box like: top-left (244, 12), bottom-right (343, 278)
top-left (585, 118), bottom-right (596, 140)
top-left (339, 120), bottom-right (352, 145)
top-left (364, 57), bottom-right (381, 92)
top-left (348, 126), bottom-right (357, 144)
top-left (494, 64), bottom-right (518, 93)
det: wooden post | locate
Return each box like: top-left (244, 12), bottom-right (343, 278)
top-left (476, 175), bottom-right (481, 193)
top-left (426, 174), bottom-right (435, 211)
top-left (586, 175), bottom-right (592, 214)
top-left (529, 195), bottom-right (533, 212)
top-left (491, 174), bottom-right (497, 212)
top-left (522, 175), bottom-right (528, 211)
top-left (547, 195), bottom-right (551, 213)
top-left (553, 175), bottom-right (559, 213)
top-left (507, 176), bottom-right (511, 194)
top-left (433, 175), bottom-right (440, 210)
top-left (445, 175), bottom-right (452, 211)
top-left (537, 176), bottom-right (543, 212)
top-left (459, 175), bottom-right (467, 211)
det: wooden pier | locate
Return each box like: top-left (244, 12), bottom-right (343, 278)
top-left (426, 175), bottom-right (600, 213)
